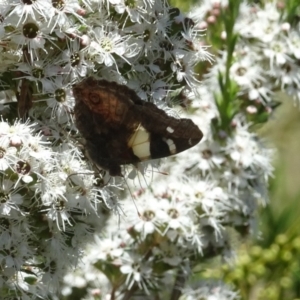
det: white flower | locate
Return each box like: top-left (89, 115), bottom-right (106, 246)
top-left (45, 197), bottom-right (73, 231)
top-left (171, 53), bottom-right (201, 88)
top-left (230, 52), bottom-right (265, 91)
top-left (88, 27), bottom-right (129, 70)
top-left (63, 272), bottom-right (87, 290)
top-left (114, 0), bottom-right (150, 23)
top-left (0, 143), bottom-right (17, 171)
top-left (199, 141), bottom-right (225, 173)
top-left (158, 198), bottom-right (192, 237)
top-left (59, 39), bottom-right (88, 80)
top-left (16, 60), bottom-right (61, 93)
top-left (0, 119), bottom-right (35, 145)
top-left (120, 253), bottom-right (155, 293)
top-left (10, 19), bottom-right (52, 58)
top-left (226, 131), bottom-right (256, 168)
top-left (7, 0), bottom-right (53, 26)
top-left (225, 120), bottom-right (273, 173)
top-left (240, 8), bottom-right (281, 43)
top-left (153, 240), bottom-right (183, 266)
top-left (119, 191), bottom-right (165, 238)
top-left (5, 269), bottom-right (43, 299)
top-left (47, 0), bottom-right (85, 32)
top-left (197, 184), bottom-right (229, 237)
top-left (39, 170), bottom-right (67, 206)
top-left (287, 29), bottom-right (300, 59)
top-left (127, 74), bottom-right (167, 101)
top-left (89, 235), bottom-right (124, 262)
top-left (0, 179), bottom-right (23, 216)
top-left (263, 37), bottom-right (290, 69)
top-left (182, 280), bottom-right (240, 300)
top-left (44, 76), bottom-right (75, 122)
top-left (0, 120), bottom-right (54, 180)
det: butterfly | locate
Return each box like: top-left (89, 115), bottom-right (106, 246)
top-left (73, 77), bottom-right (203, 176)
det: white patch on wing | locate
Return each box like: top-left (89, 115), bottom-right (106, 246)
top-left (128, 125), bottom-right (151, 160)
top-left (163, 138), bottom-right (176, 154)
top-left (166, 126), bottom-right (174, 133)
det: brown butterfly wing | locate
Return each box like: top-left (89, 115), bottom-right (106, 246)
top-left (73, 78), bottom-right (141, 175)
top-left (73, 77), bottom-right (203, 176)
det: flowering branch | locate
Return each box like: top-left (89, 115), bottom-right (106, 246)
top-left (0, 0), bottom-right (298, 299)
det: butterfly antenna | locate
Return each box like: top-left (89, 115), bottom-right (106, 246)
top-left (123, 172), bottom-right (141, 217)
top-left (145, 166), bottom-right (169, 176)
top-left (138, 169), bottom-right (153, 189)
top-left (154, 170), bottom-right (169, 176)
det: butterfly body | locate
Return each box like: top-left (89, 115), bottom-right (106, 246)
top-left (73, 77), bottom-right (203, 176)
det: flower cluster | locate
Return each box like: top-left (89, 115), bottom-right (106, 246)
top-left (0, 0), bottom-right (218, 298)
top-left (0, 0), bottom-right (296, 299)
top-left (196, 0), bottom-right (300, 114)
top-left (0, 118), bottom-right (114, 297)
top-left (59, 0), bottom-right (299, 299)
